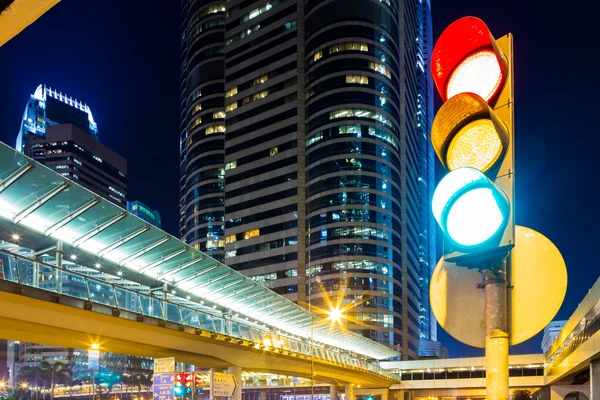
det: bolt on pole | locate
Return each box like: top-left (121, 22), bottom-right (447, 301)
top-left (484, 262), bottom-right (509, 400)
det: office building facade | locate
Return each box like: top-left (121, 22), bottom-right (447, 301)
top-left (16, 84), bottom-right (98, 153)
top-left (542, 320), bottom-right (567, 354)
top-left (179, 0), bottom-right (435, 358)
top-left (25, 124), bottom-right (128, 206)
top-left (128, 200), bottom-right (162, 228)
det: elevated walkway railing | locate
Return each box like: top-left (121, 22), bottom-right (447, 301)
top-left (0, 249), bottom-right (400, 381)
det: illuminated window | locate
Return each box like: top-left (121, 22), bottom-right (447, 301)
top-left (206, 125), bottom-right (226, 135)
top-left (225, 250), bottom-right (237, 258)
top-left (191, 117), bottom-right (202, 129)
top-left (226, 87), bottom-right (238, 98)
top-left (244, 229), bottom-right (260, 240)
top-left (192, 104), bottom-right (202, 115)
top-left (93, 155), bottom-right (103, 163)
top-left (225, 161), bottom-right (237, 170)
top-left (330, 42), bottom-right (368, 53)
top-left (54, 165), bottom-right (68, 170)
top-left (313, 50), bottom-right (323, 63)
top-left (73, 159), bottom-right (82, 166)
top-left (225, 234), bottom-right (237, 244)
top-left (253, 75), bottom-right (269, 86)
top-left (270, 147), bottom-right (278, 156)
top-left (226, 102), bottom-right (238, 112)
top-left (252, 90), bottom-right (269, 101)
top-left (369, 62), bottom-right (392, 79)
top-left (213, 111), bottom-right (226, 119)
top-left (346, 75), bottom-right (369, 84)
top-left (329, 108), bottom-right (393, 128)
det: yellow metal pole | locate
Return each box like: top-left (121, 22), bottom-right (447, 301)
top-left (484, 263), bottom-right (509, 400)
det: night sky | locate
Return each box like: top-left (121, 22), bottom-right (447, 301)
top-left (0, 1), bottom-right (596, 358)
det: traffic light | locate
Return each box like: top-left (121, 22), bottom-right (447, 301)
top-left (194, 374), bottom-right (204, 394)
top-left (184, 373), bottom-right (193, 396)
top-left (174, 373), bottom-right (184, 397)
top-left (430, 16), bottom-right (514, 263)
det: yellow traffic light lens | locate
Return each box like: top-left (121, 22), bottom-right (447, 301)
top-left (431, 93), bottom-right (508, 172)
top-left (447, 119), bottom-right (503, 172)
top-left (446, 49), bottom-right (504, 102)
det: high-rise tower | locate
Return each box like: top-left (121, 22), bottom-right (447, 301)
top-left (180, 0), bottom-right (435, 359)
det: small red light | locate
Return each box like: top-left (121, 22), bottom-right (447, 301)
top-left (431, 17), bottom-right (507, 103)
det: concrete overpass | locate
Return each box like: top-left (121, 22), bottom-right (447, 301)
top-left (0, 140), bottom-right (399, 387)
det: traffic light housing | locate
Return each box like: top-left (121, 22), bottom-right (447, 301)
top-left (184, 373), bottom-right (193, 396)
top-left (174, 373), bottom-right (184, 397)
top-left (430, 16), bottom-right (514, 263)
top-left (194, 374), bottom-right (204, 394)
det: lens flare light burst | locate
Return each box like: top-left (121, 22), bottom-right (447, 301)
top-left (309, 278), bottom-right (371, 331)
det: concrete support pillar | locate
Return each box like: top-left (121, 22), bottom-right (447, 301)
top-left (228, 366), bottom-right (242, 400)
top-left (591, 360), bottom-right (600, 400)
top-left (330, 385), bottom-right (338, 400)
top-left (380, 390), bottom-right (389, 400)
top-left (260, 391), bottom-right (267, 400)
top-left (345, 384), bottom-right (354, 400)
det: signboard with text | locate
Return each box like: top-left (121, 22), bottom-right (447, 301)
top-left (88, 349), bottom-right (99, 370)
top-left (154, 357), bottom-right (176, 374)
top-left (211, 372), bottom-right (237, 397)
top-left (154, 373), bottom-right (174, 400)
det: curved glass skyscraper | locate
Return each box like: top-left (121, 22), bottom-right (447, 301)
top-left (180, 0), bottom-right (435, 359)
top-left (180, 1), bottom-right (227, 260)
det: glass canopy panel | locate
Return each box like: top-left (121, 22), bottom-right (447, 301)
top-left (0, 166), bottom-right (64, 219)
top-left (0, 145), bottom-right (27, 182)
top-left (80, 216), bottom-right (147, 257)
top-left (150, 251), bottom-right (206, 277)
top-left (130, 240), bottom-right (186, 270)
top-left (19, 184), bottom-right (98, 232)
top-left (52, 203), bottom-right (124, 244)
top-left (110, 227), bottom-right (168, 266)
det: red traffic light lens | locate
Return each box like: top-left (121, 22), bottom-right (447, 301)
top-left (432, 17), bottom-right (507, 103)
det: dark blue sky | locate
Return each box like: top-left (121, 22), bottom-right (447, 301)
top-left (0, 1), bottom-right (596, 358)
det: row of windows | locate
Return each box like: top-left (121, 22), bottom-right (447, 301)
top-left (310, 226), bottom-right (397, 245)
top-left (247, 268), bottom-right (298, 284)
top-left (225, 236), bottom-right (298, 258)
top-left (329, 108), bottom-right (393, 128)
top-left (311, 42), bottom-right (369, 64)
top-left (306, 124), bottom-right (398, 149)
top-left (307, 139), bottom-right (399, 168)
top-left (308, 209), bottom-right (398, 230)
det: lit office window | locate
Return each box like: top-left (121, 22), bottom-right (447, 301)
top-left (192, 104), bottom-right (202, 115)
top-left (226, 102), bottom-right (238, 112)
top-left (213, 111), bottom-right (226, 119)
top-left (270, 147), bottom-right (278, 156)
top-left (225, 161), bottom-right (237, 170)
top-left (329, 109), bottom-right (393, 128)
top-left (225, 234), bottom-right (237, 244)
top-left (369, 62), bottom-right (392, 79)
top-left (206, 125), bottom-right (226, 135)
top-left (244, 229), bottom-right (260, 240)
top-left (330, 42), bottom-right (368, 53)
top-left (346, 75), bottom-right (369, 84)
top-left (313, 50), bottom-right (323, 63)
top-left (226, 87), bottom-right (238, 98)
top-left (253, 75), bottom-right (269, 86)
top-left (191, 117), bottom-right (202, 129)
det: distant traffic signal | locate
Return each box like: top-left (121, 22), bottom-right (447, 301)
top-left (430, 16), bottom-right (514, 262)
top-left (194, 374), bottom-right (204, 394)
top-left (174, 373), bottom-right (184, 397)
top-left (184, 373), bottom-right (193, 396)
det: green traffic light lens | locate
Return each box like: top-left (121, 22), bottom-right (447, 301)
top-left (433, 167), bottom-right (509, 248)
